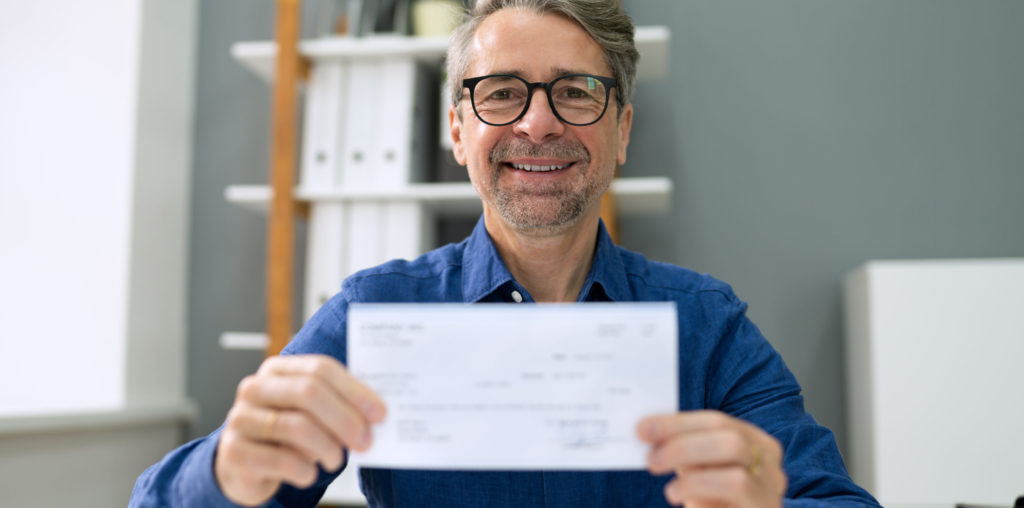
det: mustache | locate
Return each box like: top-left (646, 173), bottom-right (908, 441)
top-left (488, 138), bottom-right (591, 164)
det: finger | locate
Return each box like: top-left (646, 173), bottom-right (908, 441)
top-left (662, 475), bottom-right (686, 507)
top-left (637, 410), bottom-right (737, 444)
top-left (229, 404), bottom-right (344, 472)
top-left (663, 467), bottom-right (751, 507)
top-left (218, 430), bottom-right (320, 490)
top-left (259, 355), bottom-right (387, 423)
top-left (269, 409), bottom-right (346, 471)
top-left (647, 427), bottom-right (749, 475)
top-left (237, 374), bottom-right (374, 452)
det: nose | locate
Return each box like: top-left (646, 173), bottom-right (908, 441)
top-left (512, 87), bottom-right (565, 143)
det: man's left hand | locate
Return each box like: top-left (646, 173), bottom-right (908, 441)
top-left (637, 410), bottom-right (787, 508)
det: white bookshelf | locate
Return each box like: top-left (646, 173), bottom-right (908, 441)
top-left (226, 27), bottom-right (672, 506)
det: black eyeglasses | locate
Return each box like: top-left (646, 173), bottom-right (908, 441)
top-left (462, 74), bottom-right (618, 127)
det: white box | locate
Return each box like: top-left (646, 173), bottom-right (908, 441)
top-left (843, 259), bottom-right (1024, 505)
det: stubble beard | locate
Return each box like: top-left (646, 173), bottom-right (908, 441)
top-left (482, 138), bottom-right (607, 235)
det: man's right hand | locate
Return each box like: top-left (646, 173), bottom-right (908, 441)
top-left (214, 354), bottom-right (386, 506)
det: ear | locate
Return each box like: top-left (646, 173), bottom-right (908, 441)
top-left (616, 103), bottom-right (633, 165)
top-left (449, 104), bottom-right (467, 165)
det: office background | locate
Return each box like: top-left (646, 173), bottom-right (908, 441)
top-left (186, 0), bottom-right (1024, 455)
top-left (1, 1), bottom-right (1022, 506)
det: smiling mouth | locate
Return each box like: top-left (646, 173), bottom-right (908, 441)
top-left (506, 162), bottom-right (573, 172)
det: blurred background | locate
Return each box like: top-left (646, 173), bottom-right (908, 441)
top-left (1, 0), bottom-right (1022, 506)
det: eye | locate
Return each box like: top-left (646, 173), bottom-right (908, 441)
top-left (553, 77), bottom-right (602, 102)
top-left (563, 87), bottom-right (588, 99)
top-left (489, 89), bottom-right (514, 100)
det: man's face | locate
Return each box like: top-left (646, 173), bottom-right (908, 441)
top-left (450, 9), bottom-right (633, 233)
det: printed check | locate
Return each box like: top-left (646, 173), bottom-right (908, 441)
top-left (347, 303), bottom-right (678, 470)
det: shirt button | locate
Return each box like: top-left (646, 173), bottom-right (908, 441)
top-left (511, 290), bottom-right (523, 303)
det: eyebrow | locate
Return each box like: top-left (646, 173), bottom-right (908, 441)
top-left (485, 67), bottom-right (597, 80)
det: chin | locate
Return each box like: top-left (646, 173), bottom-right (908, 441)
top-left (495, 198), bottom-right (592, 235)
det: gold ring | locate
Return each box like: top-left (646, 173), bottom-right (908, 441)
top-left (747, 443), bottom-right (763, 477)
top-left (263, 409), bottom-right (279, 442)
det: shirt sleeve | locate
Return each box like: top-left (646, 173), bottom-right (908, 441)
top-left (129, 426), bottom-right (341, 508)
top-left (128, 297), bottom-right (353, 507)
top-left (705, 296), bottom-right (881, 507)
top-left (129, 429), bottom-right (249, 508)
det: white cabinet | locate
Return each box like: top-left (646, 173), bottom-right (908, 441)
top-left (843, 259), bottom-right (1024, 506)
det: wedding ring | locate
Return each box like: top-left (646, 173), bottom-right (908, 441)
top-left (747, 443), bottom-right (763, 477)
top-left (263, 409), bottom-right (279, 442)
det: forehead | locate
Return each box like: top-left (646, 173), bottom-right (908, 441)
top-left (467, 9), bottom-right (611, 79)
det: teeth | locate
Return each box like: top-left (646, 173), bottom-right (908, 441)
top-left (510, 163), bottom-right (570, 172)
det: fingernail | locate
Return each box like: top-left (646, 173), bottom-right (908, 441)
top-left (360, 428), bottom-right (373, 449)
top-left (642, 420), bottom-right (657, 438)
top-left (364, 401), bottom-right (385, 422)
top-left (647, 450), bottom-right (661, 470)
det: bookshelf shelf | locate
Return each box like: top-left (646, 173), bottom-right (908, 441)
top-left (231, 26), bottom-right (670, 83)
top-left (224, 177), bottom-right (672, 216)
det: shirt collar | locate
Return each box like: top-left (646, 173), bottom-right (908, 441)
top-left (461, 216), bottom-right (632, 303)
top-left (461, 216), bottom-right (517, 303)
top-left (583, 219), bottom-right (631, 302)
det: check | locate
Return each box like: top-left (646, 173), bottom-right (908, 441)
top-left (347, 302), bottom-right (678, 470)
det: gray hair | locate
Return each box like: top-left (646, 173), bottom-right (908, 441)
top-left (446, 0), bottom-right (639, 115)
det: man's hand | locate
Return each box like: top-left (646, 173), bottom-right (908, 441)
top-left (637, 410), bottom-right (787, 508)
top-left (214, 354), bottom-right (386, 506)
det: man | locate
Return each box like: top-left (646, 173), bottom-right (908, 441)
top-left (132, 1), bottom-right (880, 506)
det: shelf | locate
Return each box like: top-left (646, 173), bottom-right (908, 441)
top-left (231, 26), bottom-right (670, 83)
top-left (225, 177), bottom-right (672, 216)
top-left (231, 34), bottom-right (447, 80)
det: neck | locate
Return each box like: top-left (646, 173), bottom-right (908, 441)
top-left (483, 209), bottom-right (601, 303)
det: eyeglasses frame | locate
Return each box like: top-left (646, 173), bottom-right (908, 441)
top-left (461, 73), bottom-right (619, 127)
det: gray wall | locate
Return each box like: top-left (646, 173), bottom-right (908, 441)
top-left (187, 0), bottom-right (276, 437)
top-left (619, 0), bottom-right (1024, 451)
top-left (187, 0), bottom-right (324, 438)
top-left (187, 0), bottom-right (1024, 461)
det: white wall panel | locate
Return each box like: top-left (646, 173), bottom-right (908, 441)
top-left (0, 0), bottom-right (195, 415)
top-left (0, 0), bottom-right (142, 415)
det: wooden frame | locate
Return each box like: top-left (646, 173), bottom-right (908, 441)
top-left (266, 0), bottom-right (305, 356)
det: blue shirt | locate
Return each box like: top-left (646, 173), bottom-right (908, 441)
top-left (131, 217), bottom-right (879, 507)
